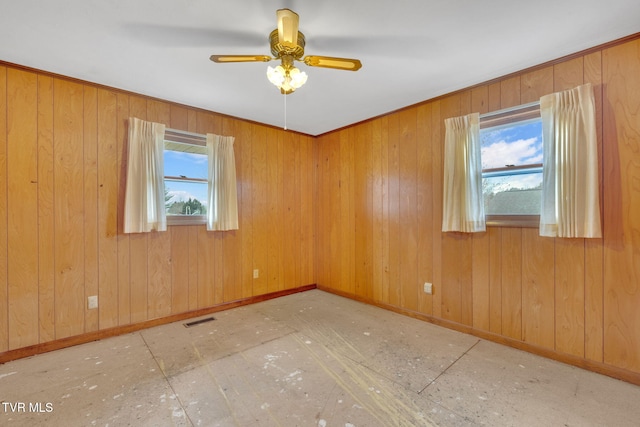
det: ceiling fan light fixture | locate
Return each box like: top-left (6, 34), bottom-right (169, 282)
top-left (267, 65), bottom-right (286, 86)
top-left (289, 67), bottom-right (308, 88)
top-left (266, 64), bottom-right (307, 95)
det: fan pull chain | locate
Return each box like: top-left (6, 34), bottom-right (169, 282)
top-left (284, 93), bottom-right (287, 130)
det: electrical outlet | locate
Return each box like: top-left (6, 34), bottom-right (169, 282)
top-left (253, 269), bottom-right (259, 279)
top-left (88, 295), bottom-right (98, 309)
top-left (423, 283), bottom-right (433, 295)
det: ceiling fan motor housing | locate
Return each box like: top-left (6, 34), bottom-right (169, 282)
top-left (269, 29), bottom-right (306, 60)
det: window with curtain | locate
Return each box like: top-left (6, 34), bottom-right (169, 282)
top-left (442, 83), bottom-right (600, 237)
top-left (124, 118), bottom-right (239, 233)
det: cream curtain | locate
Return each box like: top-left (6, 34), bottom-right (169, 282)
top-left (442, 112), bottom-right (485, 233)
top-left (124, 117), bottom-right (167, 233)
top-left (206, 134), bottom-right (239, 231)
top-left (539, 83), bottom-right (601, 238)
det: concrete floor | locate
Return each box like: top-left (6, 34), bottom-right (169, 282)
top-left (1, 290), bottom-right (639, 426)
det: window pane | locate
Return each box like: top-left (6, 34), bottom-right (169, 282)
top-left (483, 172), bottom-right (542, 215)
top-left (165, 180), bottom-right (207, 215)
top-left (481, 120), bottom-right (542, 169)
top-left (480, 113), bottom-right (543, 217)
top-left (164, 149), bottom-right (208, 179)
top-left (164, 144), bottom-right (208, 216)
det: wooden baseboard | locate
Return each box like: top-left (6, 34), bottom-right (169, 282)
top-left (0, 284), bottom-right (316, 364)
top-left (317, 285), bottom-right (640, 387)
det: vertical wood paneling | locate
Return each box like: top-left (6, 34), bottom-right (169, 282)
top-left (301, 134), bottom-right (315, 287)
top-left (387, 114), bottom-right (401, 307)
top-left (501, 228), bottom-right (522, 340)
top-left (97, 88), bottom-right (118, 329)
top-left (583, 51), bottom-right (604, 363)
top-left (37, 75), bottom-right (55, 342)
top-left (53, 78), bottom-right (85, 339)
top-left (327, 133), bottom-right (341, 293)
top-left (555, 238), bottom-right (585, 356)
top-left (7, 68), bottom-right (39, 349)
top-left (371, 117), bottom-right (385, 303)
top-left (354, 121), bottom-right (372, 299)
top-left (488, 227), bottom-right (502, 334)
top-left (521, 229), bottom-right (555, 348)
top-left (603, 39), bottom-right (640, 372)
top-left (171, 227), bottom-right (189, 313)
top-left (83, 85), bottom-right (99, 333)
top-left (115, 93), bottom-right (131, 326)
top-left (265, 127), bottom-right (281, 294)
top-left (430, 102), bottom-right (442, 319)
top-left (281, 130), bottom-right (295, 292)
top-left (187, 225), bottom-right (199, 308)
top-left (251, 124), bottom-right (268, 296)
top-left (315, 133), bottom-right (328, 289)
top-left (339, 129), bottom-right (354, 295)
top-left (398, 108), bottom-right (418, 312)
top-left (500, 76), bottom-right (521, 108)
top-left (554, 57), bottom-right (584, 91)
top-left (0, 66), bottom-right (7, 352)
top-left (238, 121), bottom-right (254, 299)
top-left (416, 104), bottom-right (433, 316)
top-left (521, 66), bottom-right (553, 103)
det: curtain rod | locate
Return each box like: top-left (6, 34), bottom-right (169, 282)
top-left (479, 100), bottom-right (540, 120)
top-left (165, 127), bottom-right (207, 146)
top-left (165, 127), bottom-right (206, 139)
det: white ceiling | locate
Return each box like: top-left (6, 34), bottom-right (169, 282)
top-left (2, 1), bottom-right (639, 135)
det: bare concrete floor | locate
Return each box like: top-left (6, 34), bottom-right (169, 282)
top-left (2, 289), bottom-right (640, 426)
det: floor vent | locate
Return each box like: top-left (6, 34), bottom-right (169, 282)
top-left (184, 317), bottom-right (216, 328)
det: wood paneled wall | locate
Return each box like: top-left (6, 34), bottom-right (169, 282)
top-left (1, 37), bottom-right (639, 381)
top-left (316, 37), bottom-right (640, 377)
top-left (0, 67), bottom-right (316, 352)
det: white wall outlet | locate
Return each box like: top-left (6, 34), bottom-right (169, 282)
top-left (88, 295), bottom-right (98, 309)
top-left (423, 283), bottom-right (433, 295)
top-left (253, 269), bottom-right (259, 279)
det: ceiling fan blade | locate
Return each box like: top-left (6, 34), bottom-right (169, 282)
top-left (277, 8), bottom-right (299, 48)
top-left (210, 55), bottom-right (272, 63)
top-left (303, 56), bottom-right (362, 71)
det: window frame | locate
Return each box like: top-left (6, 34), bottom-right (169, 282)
top-left (163, 129), bottom-right (208, 226)
top-left (479, 102), bottom-right (542, 228)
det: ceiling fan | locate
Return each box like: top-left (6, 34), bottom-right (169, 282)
top-left (210, 9), bottom-right (362, 95)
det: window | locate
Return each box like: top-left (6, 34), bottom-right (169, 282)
top-left (163, 129), bottom-right (208, 226)
top-left (480, 103), bottom-right (542, 227)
